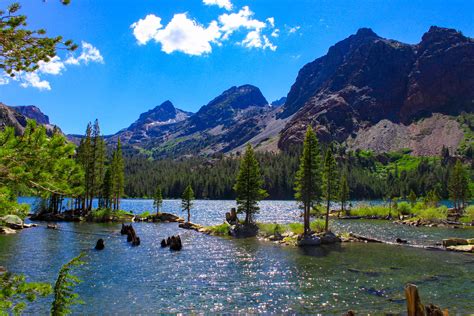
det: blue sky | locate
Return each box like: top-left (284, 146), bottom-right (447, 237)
top-left (1, 0), bottom-right (473, 135)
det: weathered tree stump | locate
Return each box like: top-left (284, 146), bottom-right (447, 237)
top-left (405, 284), bottom-right (425, 316)
top-left (95, 238), bottom-right (105, 250)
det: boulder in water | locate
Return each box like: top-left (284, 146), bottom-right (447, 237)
top-left (229, 223), bottom-right (259, 238)
top-left (169, 235), bottom-right (182, 251)
top-left (1, 215), bottom-right (23, 229)
top-left (320, 231), bottom-right (341, 244)
top-left (95, 238), bottom-right (105, 250)
top-left (396, 238), bottom-right (408, 244)
top-left (297, 235), bottom-right (321, 247)
top-left (161, 239), bottom-right (167, 247)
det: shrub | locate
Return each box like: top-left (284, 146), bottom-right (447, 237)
top-left (397, 202), bottom-right (412, 216)
top-left (415, 206), bottom-right (448, 220)
top-left (460, 205), bottom-right (474, 223)
top-left (310, 219), bottom-right (325, 233)
top-left (351, 204), bottom-right (391, 217)
top-left (207, 223), bottom-right (230, 236)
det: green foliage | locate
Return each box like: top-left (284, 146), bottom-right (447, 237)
top-left (294, 127), bottom-right (322, 235)
top-left (181, 185), bottom-right (194, 222)
top-left (414, 206), bottom-right (448, 221)
top-left (0, 2), bottom-right (77, 77)
top-left (0, 271), bottom-right (52, 315)
top-left (153, 187), bottom-right (163, 214)
top-left (234, 144), bottom-right (268, 225)
top-left (51, 253), bottom-right (85, 316)
top-left (448, 160), bottom-right (470, 209)
top-left (397, 202), bottom-right (413, 216)
top-left (0, 121), bottom-right (84, 215)
top-left (258, 219), bottom-right (325, 236)
top-left (206, 222), bottom-right (230, 236)
top-left (408, 190), bottom-right (417, 206)
top-left (322, 146), bottom-right (338, 231)
top-left (350, 205), bottom-right (391, 217)
top-left (338, 173), bottom-right (350, 214)
top-left (460, 205), bottom-right (474, 223)
top-left (88, 208), bottom-right (133, 222)
top-left (0, 187), bottom-right (29, 219)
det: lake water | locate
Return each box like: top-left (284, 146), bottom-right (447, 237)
top-left (1, 199), bottom-right (473, 314)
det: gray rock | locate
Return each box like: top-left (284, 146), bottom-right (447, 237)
top-left (297, 236), bottom-right (321, 247)
top-left (1, 215), bottom-right (23, 229)
top-left (320, 231), bottom-right (341, 244)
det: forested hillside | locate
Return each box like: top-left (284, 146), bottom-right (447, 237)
top-left (124, 146), bottom-right (473, 200)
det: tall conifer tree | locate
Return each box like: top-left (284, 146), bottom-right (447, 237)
top-left (181, 185), bottom-right (194, 222)
top-left (322, 146), bottom-right (338, 232)
top-left (294, 126), bottom-right (322, 236)
top-left (233, 144), bottom-right (268, 225)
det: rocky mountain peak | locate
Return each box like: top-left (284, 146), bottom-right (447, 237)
top-left (355, 27), bottom-right (378, 38)
top-left (206, 84), bottom-right (268, 111)
top-left (12, 105), bottom-right (50, 125)
top-left (418, 26), bottom-right (471, 53)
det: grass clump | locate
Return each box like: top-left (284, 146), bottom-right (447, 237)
top-left (350, 204), bottom-right (391, 217)
top-left (88, 208), bottom-right (133, 222)
top-left (137, 211), bottom-right (151, 219)
top-left (414, 206), bottom-right (448, 221)
top-left (460, 205), bottom-right (474, 223)
top-left (206, 222), bottom-right (230, 236)
top-left (258, 219), bottom-right (325, 236)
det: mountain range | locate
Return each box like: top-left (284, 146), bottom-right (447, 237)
top-left (1, 26), bottom-right (473, 157)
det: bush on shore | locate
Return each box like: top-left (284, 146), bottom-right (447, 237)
top-left (88, 208), bottom-right (133, 222)
top-left (258, 219), bottom-right (325, 236)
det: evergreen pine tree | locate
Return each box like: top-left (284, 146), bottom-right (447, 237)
top-left (339, 173), bottom-right (350, 216)
top-left (294, 127), bottom-right (322, 236)
top-left (51, 253), bottom-right (85, 316)
top-left (233, 144), bottom-right (268, 226)
top-left (153, 186), bottom-right (163, 214)
top-left (181, 185), bottom-right (194, 222)
top-left (408, 190), bottom-right (417, 206)
top-left (448, 160), bottom-right (470, 210)
top-left (322, 146), bottom-right (338, 232)
top-left (111, 139), bottom-right (125, 210)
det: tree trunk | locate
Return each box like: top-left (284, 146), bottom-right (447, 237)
top-left (325, 197), bottom-right (330, 232)
top-left (187, 208), bottom-right (190, 223)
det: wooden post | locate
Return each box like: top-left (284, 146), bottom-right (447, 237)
top-left (405, 284), bottom-right (425, 316)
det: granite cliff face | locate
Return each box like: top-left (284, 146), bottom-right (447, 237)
top-left (278, 26), bottom-right (474, 151)
top-left (0, 103), bottom-right (58, 135)
top-left (12, 105), bottom-right (50, 125)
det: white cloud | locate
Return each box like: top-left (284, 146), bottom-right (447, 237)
top-left (38, 56), bottom-right (65, 75)
top-left (266, 17), bottom-right (275, 28)
top-left (242, 31), bottom-right (276, 51)
top-left (131, 5), bottom-right (278, 55)
top-left (65, 41), bottom-right (104, 65)
top-left (131, 13), bottom-right (221, 56)
top-left (1, 42), bottom-right (103, 90)
top-left (130, 14), bottom-right (163, 45)
top-left (20, 72), bottom-right (51, 91)
top-left (218, 6), bottom-right (266, 39)
top-left (203, 0), bottom-right (232, 11)
top-left (0, 75), bottom-right (10, 85)
top-left (288, 25), bottom-right (301, 34)
top-left (155, 14), bottom-right (221, 55)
